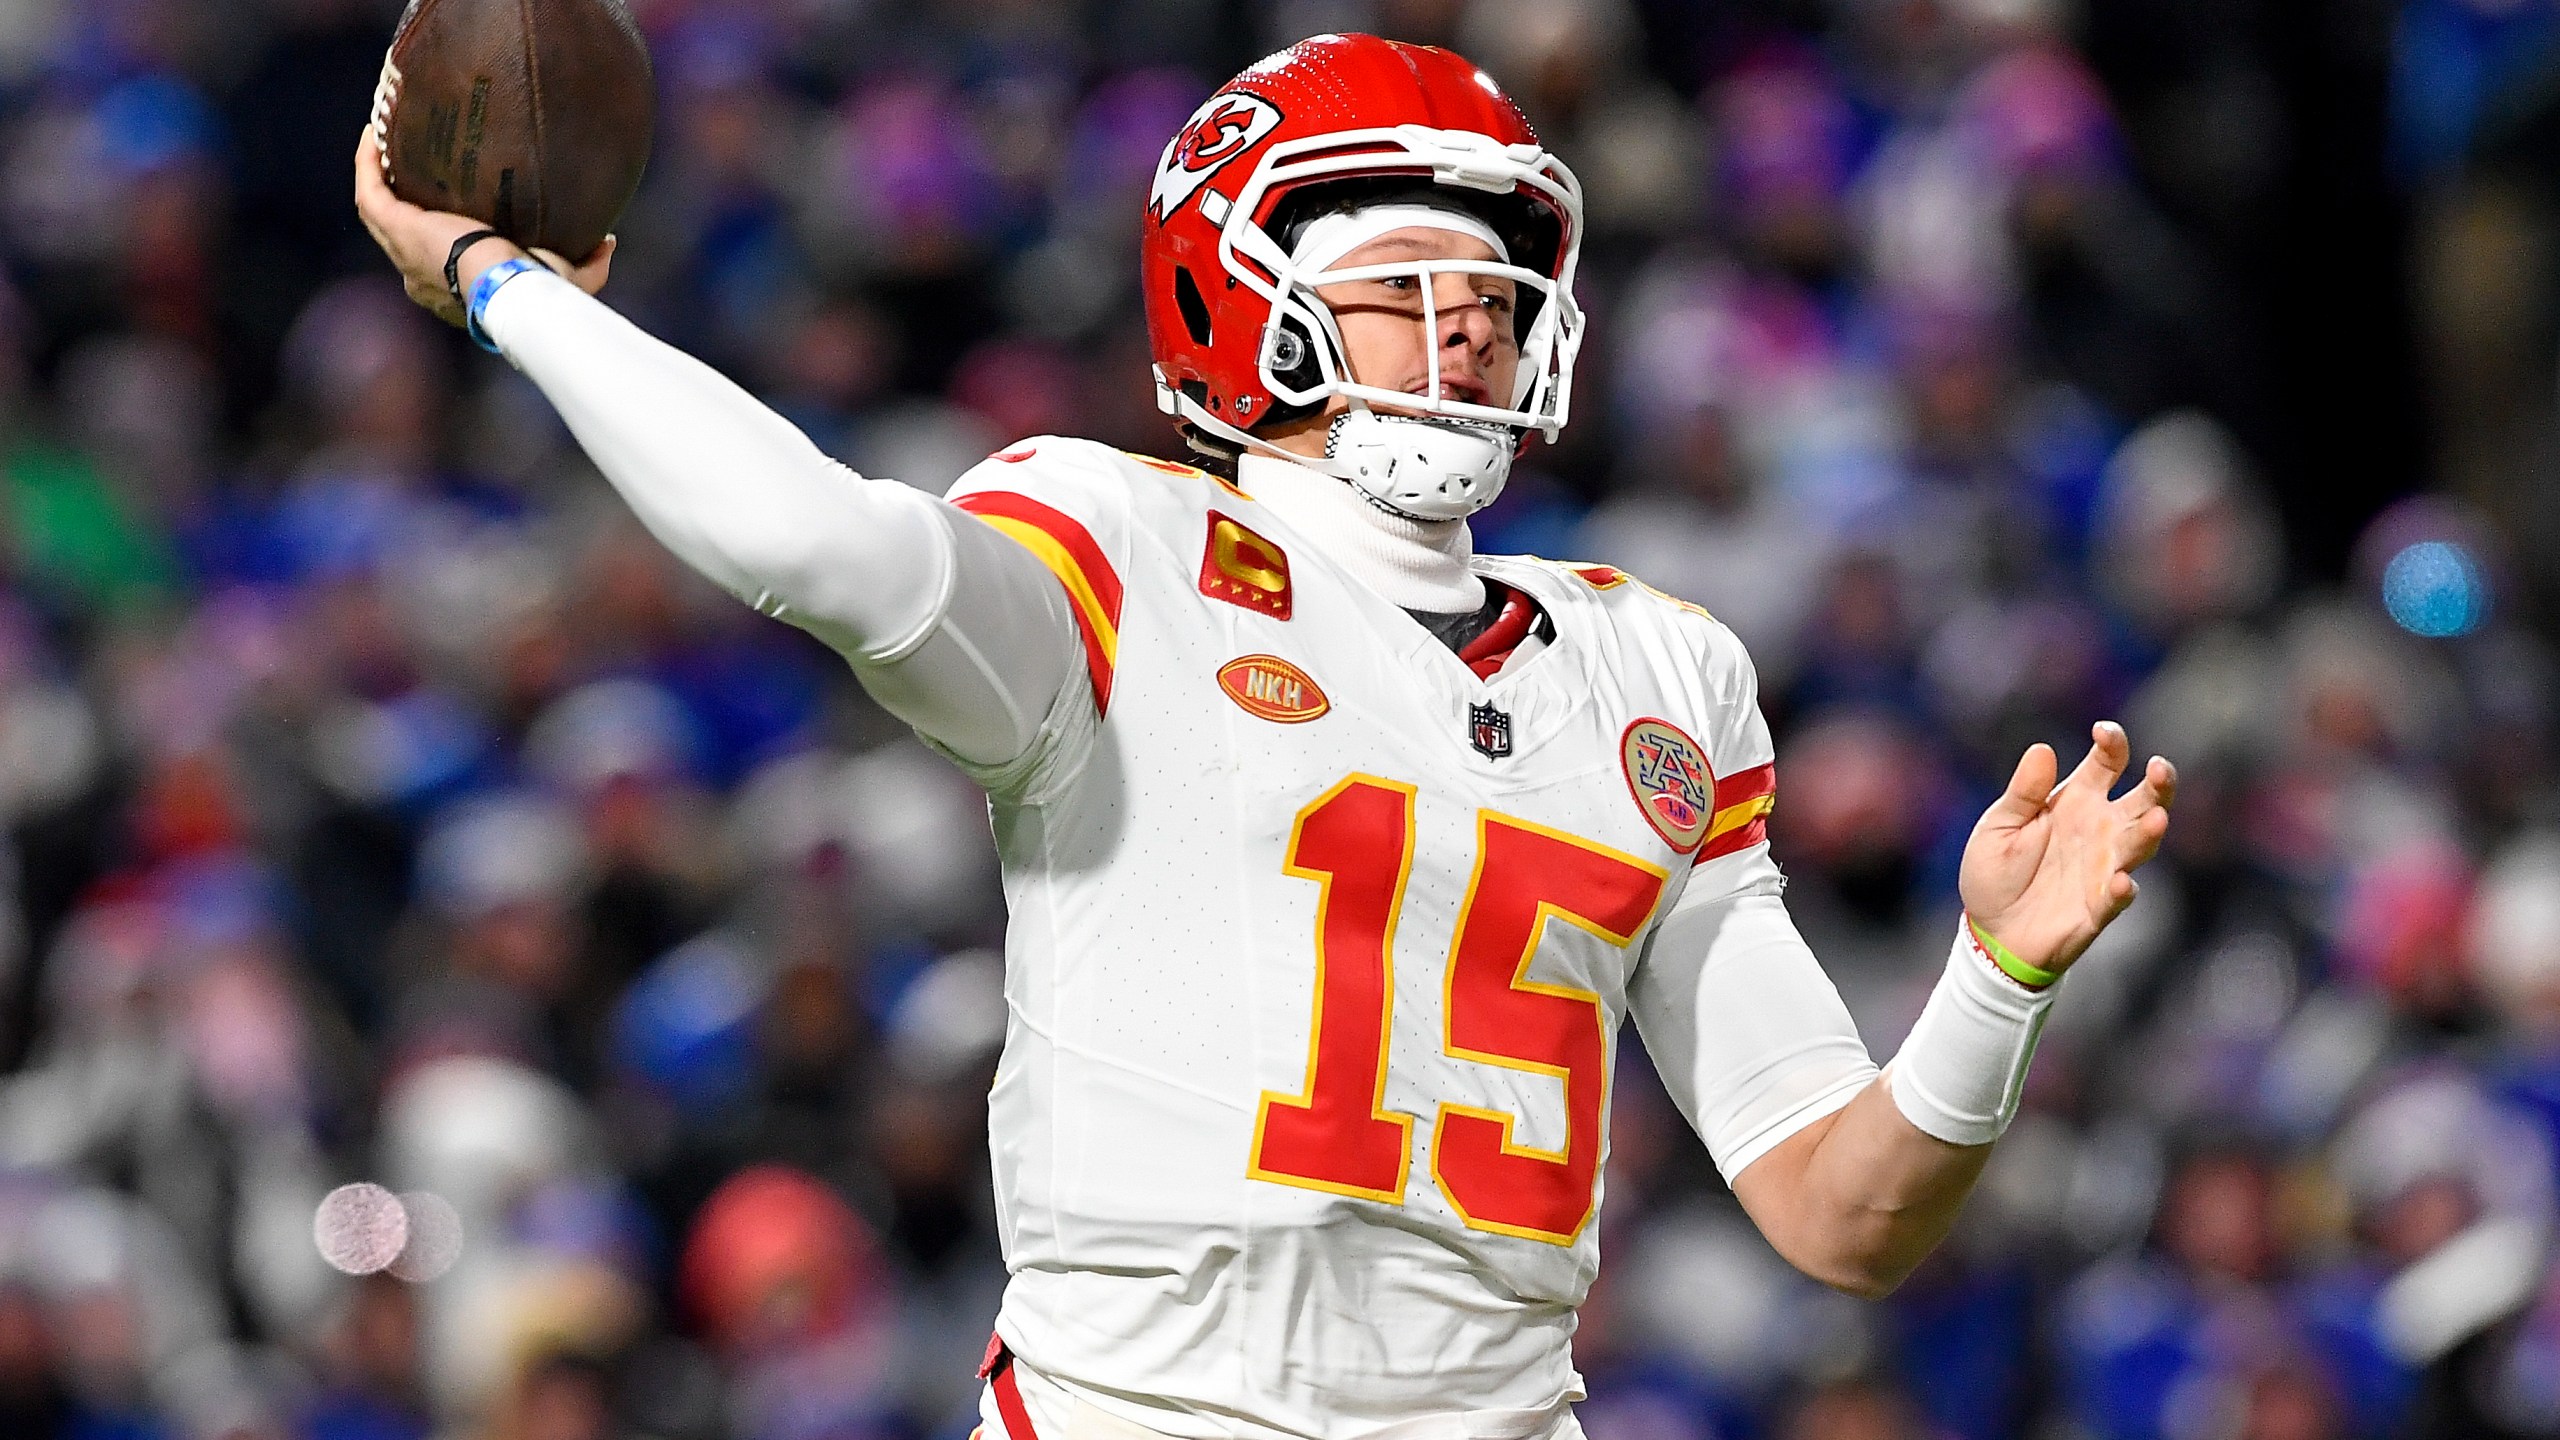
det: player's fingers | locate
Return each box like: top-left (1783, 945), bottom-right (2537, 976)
top-left (353, 130), bottom-right (413, 257)
top-left (353, 131), bottom-right (382, 221)
top-left (1983, 742), bottom-right (2057, 828)
top-left (354, 127), bottom-right (392, 210)
top-left (2116, 803), bottom-right (2170, 870)
top-left (527, 241), bottom-right (613, 296)
top-left (2114, 754), bottom-right (2179, 818)
top-left (573, 236), bottom-right (616, 294)
top-left (353, 128), bottom-right (443, 239)
top-left (2059, 720), bottom-right (2131, 799)
top-left (2102, 871), bottom-right (2138, 920)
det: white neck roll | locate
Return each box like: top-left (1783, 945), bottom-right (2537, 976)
top-left (1236, 452), bottom-right (1486, 615)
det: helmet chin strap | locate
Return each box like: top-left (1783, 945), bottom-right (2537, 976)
top-left (1323, 406), bottom-right (1515, 522)
top-left (1170, 391), bottom-right (1517, 524)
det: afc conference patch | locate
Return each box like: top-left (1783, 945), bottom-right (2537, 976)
top-left (1621, 717), bottom-right (1714, 852)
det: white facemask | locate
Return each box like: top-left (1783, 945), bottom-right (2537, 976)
top-left (1282, 204), bottom-right (1522, 522)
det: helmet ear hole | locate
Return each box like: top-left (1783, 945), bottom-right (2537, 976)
top-left (1264, 315), bottom-right (1321, 395)
top-left (1173, 267), bottom-right (1214, 347)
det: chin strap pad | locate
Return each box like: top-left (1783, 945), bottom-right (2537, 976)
top-left (1325, 410), bottom-right (1515, 521)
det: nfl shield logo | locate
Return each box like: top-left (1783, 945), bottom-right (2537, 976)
top-left (1468, 702), bottom-right (1513, 760)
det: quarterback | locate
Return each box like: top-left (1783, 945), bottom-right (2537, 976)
top-left (355, 33), bottom-right (2173, 1440)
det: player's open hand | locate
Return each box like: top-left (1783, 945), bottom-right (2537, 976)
top-left (353, 128), bottom-right (614, 329)
top-left (1957, 722), bottom-right (2175, 978)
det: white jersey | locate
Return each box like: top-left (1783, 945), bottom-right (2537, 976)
top-left (470, 273), bottom-right (1873, 1440)
top-left (944, 439), bottom-right (1813, 1439)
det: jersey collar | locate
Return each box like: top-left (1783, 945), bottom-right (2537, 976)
top-left (1234, 452), bottom-right (1486, 615)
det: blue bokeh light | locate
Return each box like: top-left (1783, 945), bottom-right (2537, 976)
top-left (2380, 540), bottom-right (2489, 637)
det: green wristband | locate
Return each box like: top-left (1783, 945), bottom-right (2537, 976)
top-left (1966, 914), bottom-right (2059, 989)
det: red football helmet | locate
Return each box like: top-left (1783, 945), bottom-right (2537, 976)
top-left (1139, 34), bottom-right (1586, 469)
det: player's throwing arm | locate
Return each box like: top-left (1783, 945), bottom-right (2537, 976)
top-left (352, 123), bottom-right (1088, 770)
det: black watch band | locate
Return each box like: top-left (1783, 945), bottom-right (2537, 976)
top-left (443, 228), bottom-right (505, 302)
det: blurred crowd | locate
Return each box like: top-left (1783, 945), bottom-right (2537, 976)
top-left (0, 0), bottom-right (2556, 1438)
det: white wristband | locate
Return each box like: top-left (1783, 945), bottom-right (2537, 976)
top-left (1887, 919), bottom-right (2058, 1146)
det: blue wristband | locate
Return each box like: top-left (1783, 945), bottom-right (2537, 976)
top-left (464, 255), bottom-right (547, 354)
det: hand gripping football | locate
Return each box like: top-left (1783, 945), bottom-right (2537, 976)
top-left (371, 0), bottom-right (655, 261)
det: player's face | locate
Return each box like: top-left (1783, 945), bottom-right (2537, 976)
top-left (1312, 228), bottom-right (1522, 415)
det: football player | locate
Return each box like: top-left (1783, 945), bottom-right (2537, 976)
top-left (356, 33), bottom-right (2173, 1440)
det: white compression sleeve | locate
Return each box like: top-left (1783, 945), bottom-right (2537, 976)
top-left (854, 501), bottom-right (1081, 766)
top-left (1629, 876), bottom-right (1879, 1184)
top-left (1886, 920), bottom-right (2059, 1146)
top-left (480, 271), bottom-right (1077, 765)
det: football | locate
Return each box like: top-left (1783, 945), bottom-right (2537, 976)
top-left (371, 0), bottom-right (655, 261)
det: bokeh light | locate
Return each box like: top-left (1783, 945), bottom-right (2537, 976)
top-left (313, 1182), bottom-right (408, 1276)
top-left (390, 1190), bottom-right (464, 1283)
top-left (2380, 540), bottom-right (2490, 638)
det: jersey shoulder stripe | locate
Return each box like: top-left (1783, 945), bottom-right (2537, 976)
top-left (1518, 556), bottom-right (1777, 866)
top-left (945, 437), bottom-right (1239, 718)
top-left (1122, 447), bottom-right (1253, 502)
top-left (1550, 559), bottom-right (1717, 622)
top-left (953, 489), bottom-right (1123, 714)
top-left (1700, 762), bottom-right (1776, 861)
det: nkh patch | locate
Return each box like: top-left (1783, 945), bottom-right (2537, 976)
top-left (1469, 701), bottom-right (1513, 760)
top-left (1217, 654), bottom-right (1329, 723)
top-left (1200, 512), bottom-right (1292, 618)
top-left (1621, 717), bottom-right (1715, 852)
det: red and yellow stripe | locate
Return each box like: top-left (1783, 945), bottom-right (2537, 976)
top-left (1698, 762), bottom-right (1776, 862)
top-left (952, 491), bottom-right (1122, 714)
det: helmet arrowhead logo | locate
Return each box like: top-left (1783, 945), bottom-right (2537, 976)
top-left (1150, 93), bottom-right (1283, 224)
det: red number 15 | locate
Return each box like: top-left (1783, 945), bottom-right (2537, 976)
top-left (1247, 774), bottom-right (1668, 1245)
